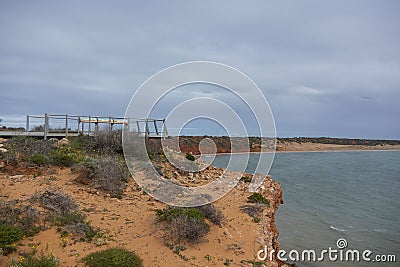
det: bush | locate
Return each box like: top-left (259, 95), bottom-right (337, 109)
top-left (30, 154), bottom-right (48, 165)
top-left (198, 204), bottom-right (224, 225)
top-left (240, 176), bottom-right (252, 183)
top-left (64, 221), bottom-right (99, 242)
top-left (7, 252), bottom-right (59, 267)
top-left (17, 205), bottom-right (41, 236)
top-left (83, 248), bottom-right (143, 267)
top-left (77, 157), bottom-right (98, 179)
top-left (92, 130), bottom-right (123, 155)
top-left (54, 211), bottom-right (85, 226)
top-left (31, 188), bottom-right (99, 242)
top-left (0, 201), bottom-right (41, 237)
top-left (240, 205), bottom-right (263, 218)
top-left (75, 156), bottom-right (129, 198)
top-left (156, 207), bottom-right (210, 244)
top-left (0, 200), bottom-right (21, 226)
top-left (51, 146), bottom-right (84, 167)
top-left (7, 137), bottom-right (55, 163)
top-left (0, 224), bottom-right (24, 255)
top-left (32, 188), bottom-right (78, 214)
top-left (185, 153), bottom-right (195, 161)
top-left (168, 215), bottom-right (210, 244)
top-left (247, 193), bottom-right (270, 206)
top-left (156, 207), bottom-right (204, 222)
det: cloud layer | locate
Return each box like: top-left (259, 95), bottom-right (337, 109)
top-left (0, 0), bottom-right (399, 138)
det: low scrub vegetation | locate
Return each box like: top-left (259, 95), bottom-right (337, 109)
top-left (240, 176), bottom-right (252, 183)
top-left (0, 200), bottom-right (41, 254)
top-left (30, 188), bottom-right (99, 242)
top-left (3, 130), bottom-right (124, 169)
top-left (247, 192), bottom-right (270, 206)
top-left (0, 224), bottom-right (24, 255)
top-left (91, 130), bottom-right (123, 155)
top-left (52, 146), bottom-right (84, 167)
top-left (155, 206), bottom-right (222, 244)
top-left (32, 188), bottom-right (77, 214)
top-left (197, 204), bottom-right (224, 225)
top-left (82, 248), bottom-right (143, 267)
top-left (185, 153), bottom-right (195, 161)
top-left (74, 156), bottom-right (129, 198)
top-left (7, 252), bottom-right (59, 267)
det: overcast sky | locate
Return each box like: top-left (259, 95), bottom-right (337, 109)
top-left (0, 0), bottom-right (399, 139)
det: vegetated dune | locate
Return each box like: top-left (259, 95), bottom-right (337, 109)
top-left (0, 137), bottom-right (288, 267)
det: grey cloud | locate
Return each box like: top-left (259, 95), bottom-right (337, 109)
top-left (0, 0), bottom-right (399, 139)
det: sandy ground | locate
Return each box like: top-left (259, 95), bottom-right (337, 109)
top-left (0, 165), bottom-right (283, 267)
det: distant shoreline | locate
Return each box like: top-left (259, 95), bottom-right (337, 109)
top-left (199, 143), bottom-right (400, 155)
top-left (201, 148), bottom-right (400, 156)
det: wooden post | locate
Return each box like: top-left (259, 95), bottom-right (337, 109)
top-left (136, 121), bottom-right (140, 133)
top-left (65, 114), bottom-right (69, 137)
top-left (77, 117), bottom-right (80, 135)
top-left (26, 115), bottom-right (29, 132)
top-left (109, 117), bottom-right (112, 131)
top-left (95, 117), bottom-right (99, 132)
top-left (145, 118), bottom-right (149, 140)
top-left (88, 116), bottom-right (91, 135)
top-left (81, 120), bottom-right (84, 134)
top-left (44, 113), bottom-right (49, 140)
top-left (162, 119), bottom-right (168, 138)
top-left (154, 120), bottom-right (159, 135)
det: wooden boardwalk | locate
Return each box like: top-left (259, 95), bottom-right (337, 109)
top-left (0, 114), bottom-right (167, 139)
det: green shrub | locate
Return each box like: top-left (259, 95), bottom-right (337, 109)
top-left (247, 193), bottom-right (270, 206)
top-left (78, 157), bottom-right (98, 179)
top-left (55, 211), bottom-right (99, 242)
top-left (30, 154), bottom-right (48, 165)
top-left (0, 201), bottom-right (41, 237)
top-left (156, 207), bottom-right (210, 243)
top-left (156, 207), bottom-right (204, 222)
top-left (75, 156), bottom-right (129, 198)
top-left (0, 225), bottom-right (24, 255)
top-left (7, 252), bottom-right (59, 267)
top-left (51, 146), bottom-right (84, 167)
top-left (68, 136), bottom-right (91, 152)
top-left (65, 221), bottom-right (99, 242)
top-left (240, 176), bottom-right (252, 183)
top-left (30, 188), bottom-right (97, 242)
top-left (7, 137), bottom-right (55, 163)
top-left (83, 248), bottom-right (143, 267)
top-left (92, 130), bottom-right (123, 155)
top-left (185, 153), bottom-right (195, 161)
top-left (54, 211), bottom-right (85, 226)
top-left (0, 200), bottom-right (21, 226)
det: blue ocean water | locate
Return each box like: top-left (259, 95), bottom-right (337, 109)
top-left (209, 151), bottom-right (400, 266)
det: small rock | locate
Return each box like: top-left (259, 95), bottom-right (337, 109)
top-left (0, 147), bottom-right (8, 153)
top-left (9, 175), bottom-right (24, 179)
top-left (223, 227), bottom-right (232, 238)
top-left (57, 138), bottom-right (69, 147)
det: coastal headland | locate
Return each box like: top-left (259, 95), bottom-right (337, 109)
top-left (0, 135), bottom-right (289, 267)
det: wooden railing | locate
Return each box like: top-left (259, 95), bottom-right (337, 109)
top-left (0, 114), bottom-right (167, 139)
